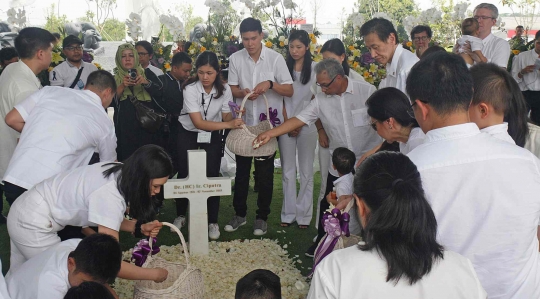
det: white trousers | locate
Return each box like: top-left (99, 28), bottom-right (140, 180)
top-left (6, 189), bottom-right (62, 275)
top-left (316, 145), bottom-right (331, 229)
top-left (278, 126), bottom-right (317, 225)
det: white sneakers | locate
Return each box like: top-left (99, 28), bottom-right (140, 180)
top-left (208, 223), bottom-right (220, 240)
top-left (172, 216), bottom-right (186, 232)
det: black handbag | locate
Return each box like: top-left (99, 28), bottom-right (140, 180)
top-left (127, 87), bottom-right (166, 133)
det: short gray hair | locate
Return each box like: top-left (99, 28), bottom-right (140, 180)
top-left (474, 3), bottom-right (499, 19)
top-left (315, 58), bottom-right (345, 79)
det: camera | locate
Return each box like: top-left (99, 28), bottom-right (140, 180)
top-left (128, 68), bottom-right (137, 79)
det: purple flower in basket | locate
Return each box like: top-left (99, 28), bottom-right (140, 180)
top-left (82, 51), bottom-right (93, 63)
top-left (360, 52), bottom-right (375, 65)
top-left (158, 57), bottom-right (165, 64)
top-left (227, 45), bottom-right (239, 56)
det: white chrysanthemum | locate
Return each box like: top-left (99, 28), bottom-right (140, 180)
top-left (284, 38), bottom-right (288, 45)
top-left (200, 37), bottom-right (206, 43)
top-left (278, 36), bottom-right (285, 42)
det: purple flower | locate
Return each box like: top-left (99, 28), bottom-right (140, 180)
top-left (82, 51), bottom-right (93, 63)
top-left (227, 45), bottom-right (239, 56)
top-left (360, 52), bottom-right (375, 65)
top-left (158, 57), bottom-right (165, 64)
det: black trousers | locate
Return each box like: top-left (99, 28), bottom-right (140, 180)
top-left (523, 90), bottom-right (540, 125)
top-left (233, 152), bottom-right (276, 221)
top-left (3, 181), bottom-right (27, 206)
top-left (175, 126), bottom-right (222, 223)
top-left (315, 172), bottom-right (339, 244)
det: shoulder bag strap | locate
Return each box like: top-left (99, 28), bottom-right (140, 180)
top-left (69, 67), bottom-right (84, 89)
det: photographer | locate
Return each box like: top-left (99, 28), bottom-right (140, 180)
top-left (512, 31), bottom-right (540, 125)
top-left (113, 43), bottom-right (164, 161)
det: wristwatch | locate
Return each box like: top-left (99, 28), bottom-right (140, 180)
top-left (268, 80), bottom-right (273, 90)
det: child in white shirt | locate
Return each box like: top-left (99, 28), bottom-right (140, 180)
top-left (457, 18), bottom-right (487, 66)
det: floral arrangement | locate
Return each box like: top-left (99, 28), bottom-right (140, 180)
top-left (113, 239), bottom-right (309, 298)
top-left (264, 34), bottom-right (289, 58)
top-left (6, 8), bottom-right (26, 31)
top-left (48, 46), bottom-right (101, 72)
top-left (151, 34), bottom-right (173, 73)
top-left (125, 13), bottom-right (143, 41)
top-left (159, 14), bottom-right (184, 42)
top-left (346, 40), bottom-right (386, 87)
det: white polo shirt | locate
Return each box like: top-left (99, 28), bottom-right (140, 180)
top-left (399, 127), bottom-right (425, 154)
top-left (482, 33), bottom-right (511, 68)
top-left (511, 49), bottom-right (540, 91)
top-left (480, 123), bottom-right (515, 144)
top-left (407, 123), bottom-right (540, 299)
top-left (3, 86), bottom-right (116, 190)
top-left (296, 77), bottom-right (383, 177)
top-left (49, 60), bottom-right (98, 89)
top-left (378, 45), bottom-right (419, 95)
top-left (7, 239), bottom-right (79, 299)
top-left (228, 47), bottom-right (293, 126)
top-left (179, 81), bottom-right (232, 132)
top-left (0, 61), bottom-right (42, 180)
top-left (147, 64), bottom-right (164, 77)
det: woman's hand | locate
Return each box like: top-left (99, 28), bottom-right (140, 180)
top-left (288, 128), bottom-right (301, 137)
top-left (141, 220), bottom-right (163, 237)
top-left (318, 129), bottom-right (329, 148)
top-left (134, 74), bottom-right (149, 86)
top-left (152, 268), bottom-right (169, 283)
top-left (228, 118), bottom-right (244, 129)
top-left (122, 75), bottom-right (134, 87)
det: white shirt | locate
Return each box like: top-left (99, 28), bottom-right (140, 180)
top-left (146, 64), bottom-right (164, 77)
top-left (511, 49), bottom-right (540, 91)
top-left (7, 239), bottom-right (78, 299)
top-left (333, 172), bottom-right (353, 198)
top-left (179, 81), bottom-right (232, 132)
top-left (34, 162), bottom-right (126, 230)
top-left (480, 123), bottom-right (515, 144)
top-left (525, 122), bottom-right (540, 158)
top-left (228, 47), bottom-right (293, 126)
top-left (378, 45), bottom-right (419, 95)
top-left (0, 260), bottom-right (10, 299)
top-left (0, 61), bottom-right (41, 180)
top-left (3, 86), bottom-right (116, 189)
top-left (457, 35), bottom-right (483, 52)
top-left (308, 245), bottom-right (487, 299)
top-left (49, 61), bottom-right (98, 89)
top-left (482, 33), bottom-right (511, 68)
top-left (296, 77), bottom-right (382, 177)
top-left (399, 127), bottom-right (426, 154)
top-left (285, 62), bottom-right (317, 119)
top-left (407, 123), bottom-right (540, 299)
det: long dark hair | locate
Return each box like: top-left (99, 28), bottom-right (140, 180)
top-left (470, 63), bottom-right (529, 147)
top-left (366, 87), bottom-right (419, 128)
top-left (183, 51), bottom-right (225, 99)
top-left (354, 151), bottom-right (444, 285)
top-left (102, 145), bottom-right (173, 223)
top-left (286, 30), bottom-right (313, 85)
top-left (320, 38), bottom-right (350, 76)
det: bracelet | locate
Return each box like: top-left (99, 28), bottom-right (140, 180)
top-left (268, 80), bottom-right (273, 90)
top-left (519, 70), bottom-right (524, 76)
top-left (134, 219), bottom-right (144, 238)
top-left (317, 128), bottom-right (324, 132)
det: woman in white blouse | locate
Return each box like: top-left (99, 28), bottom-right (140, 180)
top-left (175, 51), bottom-right (244, 240)
top-left (308, 152), bottom-right (487, 299)
top-left (7, 145), bottom-right (172, 282)
top-left (279, 30), bottom-right (318, 229)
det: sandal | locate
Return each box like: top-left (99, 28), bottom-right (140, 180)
top-left (280, 222), bottom-right (291, 227)
top-left (298, 225), bottom-right (309, 229)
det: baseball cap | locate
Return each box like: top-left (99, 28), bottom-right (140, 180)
top-left (63, 35), bottom-right (83, 48)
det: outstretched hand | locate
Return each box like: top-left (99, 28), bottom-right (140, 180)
top-left (253, 132), bottom-right (272, 149)
top-left (141, 220), bottom-right (162, 237)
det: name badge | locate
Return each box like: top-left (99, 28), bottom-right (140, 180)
top-left (197, 131), bottom-right (212, 143)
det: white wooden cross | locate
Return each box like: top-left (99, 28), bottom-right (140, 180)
top-left (164, 150), bottom-right (231, 255)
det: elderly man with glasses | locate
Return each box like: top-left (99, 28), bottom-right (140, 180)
top-left (254, 58), bottom-right (382, 257)
top-left (410, 25), bottom-right (433, 58)
top-left (454, 3), bottom-right (510, 68)
top-left (50, 35), bottom-right (98, 90)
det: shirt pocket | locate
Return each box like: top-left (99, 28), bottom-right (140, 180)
top-left (258, 71), bottom-right (274, 82)
top-left (351, 108), bottom-right (370, 127)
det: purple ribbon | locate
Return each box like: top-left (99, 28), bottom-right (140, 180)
top-left (259, 107), bottom-right (281, 127)
top-left (228, 101), bottom-right (240, 118)
top-left (310, 208), bottom-right (350, 276)
top-left (131, 237), bottom-right (160, 267)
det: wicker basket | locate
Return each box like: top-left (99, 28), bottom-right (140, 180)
top-left (133, 222), bottom-right (204, 299)
top-left (226, 93), bottom-right (278, 157)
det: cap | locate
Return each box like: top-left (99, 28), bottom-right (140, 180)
top-left (63, 35), bottom-right (83, 48)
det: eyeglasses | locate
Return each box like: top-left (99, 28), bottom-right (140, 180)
top-left (473, 15), bottom-right (494, 20)
top-left (369, 120), bottom-right (378, 131)
top-left (413, 36), bottom-right (430, 42)
top-left (138, 52), bottom-right (150, 56)
top-left (64, 46), bottom-right (83, 51)
top-left (316, 75), bottom-right (338, 88)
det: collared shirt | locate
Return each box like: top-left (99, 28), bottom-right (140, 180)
top-left (147, 64), bottom-right (164, 77)
top-left (156, 72), bottom-right (184, 116)
top-left (285, 62), bottom-right (316, 121)
top-left (511, 49), bottom-right (540, 91)
top-left (3, 86), bottom-right (116, 189)
top-left (308, 245), bottom-right (486, 299)
top-left (7, 239), bottom-right (79, 299)
top-left (228, 47), bottom-right (293, 126)
top-left (333, 172), bottom-right (353, 198)
top-left (525, 122), bottom-right (540, 158)
top-left (296, 77), bottom-right (382, 177)
top-left (179, 81), bottom-right (232, 132)
top-left (480, 123), bottom-right (515, 144)
top-left (482, 33), bottom-right (511, 68)
top-left (378, 45), bottom-right (419, 95)
top-left (399, 127), bottom-right (425, 154)
top-left (0, 61), bottom-right (42, 180)
top-left (407, 123), bottom-right (540, 299)
top-left (49, 60), bottom-right (98, 89)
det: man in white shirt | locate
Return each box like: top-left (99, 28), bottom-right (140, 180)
top-left (7, 234), bottom-right (121, 299)
top-left (0, 27), bottom-right (56, 207)
top-left (512, 31), bottom-right (540, 124)
top-left (3, 70), bottom-right (117, 205)
top-left (49, 35), bottom-right (98, 90)
top-left (456, 3), bottom-right (510, 68)
top-left (360, 18), bottom-right (419, 94)
top-left (136, 40), bottom-right (165, 77)
top-left (407, 51), bottom-right (540, 299)
top-left (255, 58), bottom-right (382, 256)
top-left (224, 17), bottom-right (293, 236)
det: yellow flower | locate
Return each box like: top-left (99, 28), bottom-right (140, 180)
top-left (309, 33), bottom-right (315, 39)
top-left (51, 52), bottom-right (64, 64)
top-left (158, 48), bottom-right (163, 55)
top-left (265, 41), bottom-right (273, 48)
top-left (353, 61), bottom-right (359, 69)
top-left (406, 41), bottom-right (412, 47)
top-left (279, 41), bottom-right (285, 47)
top-left (213, 37), bottom-right (218, 42)
top-left (513, 50), bottom-right (520, 55)
top-left (363, 71), bottom-right (370, 78)
top-left (200, 46), bottom-right (207, 52)
top-left (352, 49), bottom-right (361, 57)
top-left (48, 66), bottom-right (53, 72)
top-left (164, 62), bottom-right (171, 70)
top-left (369, 64), bottom-right (377, 72)
top-left (348, 45), bottom-right (355, 51)
top-left (311, 37), bottom-right (317, 44)
top-left (93, 62), bottom-right (102, 70)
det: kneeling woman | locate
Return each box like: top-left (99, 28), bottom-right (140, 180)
top-left (8, 145), bottom-right (172, 282)
top-left (308, 152), bottom-right (486, 298)
top-left (174, 51), bottom-right (244, 239)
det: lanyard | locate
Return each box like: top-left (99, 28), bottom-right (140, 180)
top-left (201, 93), bottom-right (214, 120)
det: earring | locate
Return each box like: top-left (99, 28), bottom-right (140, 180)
top-left (389, 125), bottom-right (393, 129)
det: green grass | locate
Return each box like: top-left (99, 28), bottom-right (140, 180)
top-left (1, 166), bottom-right (322, 276)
